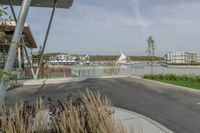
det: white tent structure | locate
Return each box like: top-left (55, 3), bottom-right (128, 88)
top-left (117, 52), bottom-right (127, 64)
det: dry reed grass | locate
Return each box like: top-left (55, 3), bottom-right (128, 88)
top-left (0, 91), bottom-right (127, 133)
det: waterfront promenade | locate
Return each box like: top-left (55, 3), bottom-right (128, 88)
top-left (5, 77), bottom-right (200, 133)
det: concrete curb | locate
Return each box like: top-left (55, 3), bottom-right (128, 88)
top-left (16, 76), bottom-right (130, 86)
top-left (128, 76), bottom-right (142, 79)
top-left (113, 107), bottom-right (174, 133)
top-left (17, 77), bottom-right (88, 86)
top-left (92, 75), bottom-right (130, 79)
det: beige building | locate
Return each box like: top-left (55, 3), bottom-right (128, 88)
top-left (166, 51), bottom-right (197, 64)
top-left (0, 21), bottom-right (37, 68)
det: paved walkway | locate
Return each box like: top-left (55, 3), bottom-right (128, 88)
top-left (114, 107), bottom-right (173, 133)
top-left (6, 77), bottom-right (200, 133)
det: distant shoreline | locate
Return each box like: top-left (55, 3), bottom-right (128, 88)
top-left (166, 65), bottom-right (200, 69)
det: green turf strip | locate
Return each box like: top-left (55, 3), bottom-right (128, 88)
top-left (155, 79), bottom-right (200, 90)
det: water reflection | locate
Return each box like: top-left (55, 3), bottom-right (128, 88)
top-left (103, 66), bottom-right (120, 76)
top-left (70, 63), bottom-right (200, 78)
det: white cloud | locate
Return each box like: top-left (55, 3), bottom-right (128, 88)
top-left (53, 1), bottom-right (152, 32)
top-left (23, 0), bottom-right (200, 55)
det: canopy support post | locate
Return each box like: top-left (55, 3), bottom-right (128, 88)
top-left (35, 0), bottom-right (57, 79)
top-left (21, 36), bottom-right (35, 78)
top-left (0, 0), bottom-right (32, 106)
top-left (8, 0), bottom-right (36, 78)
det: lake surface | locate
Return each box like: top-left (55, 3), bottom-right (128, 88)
top-left (71, 63), bottom-right (200, 78)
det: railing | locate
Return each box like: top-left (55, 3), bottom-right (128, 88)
top-left (19, 63), bottom-right (200, 79)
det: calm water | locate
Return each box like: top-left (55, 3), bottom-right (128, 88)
top-left (71, 63), bottom-right (200, 78)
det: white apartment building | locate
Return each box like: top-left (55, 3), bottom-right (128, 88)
top-left (166, 51), bottom-right (197, 64)
top-left (44, 53), bottom-right (70, 61)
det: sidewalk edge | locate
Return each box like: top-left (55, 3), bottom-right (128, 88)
top-left (113, 107), bottom-right (174, 133)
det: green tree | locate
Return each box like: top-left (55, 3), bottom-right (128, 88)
top-left (0, 6), bottom-right (16, 85)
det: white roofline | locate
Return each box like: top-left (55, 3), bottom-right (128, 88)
top-left (0, 21), bottom-right (29, 27)
top-left (167, 51), bottom-right (197, 53)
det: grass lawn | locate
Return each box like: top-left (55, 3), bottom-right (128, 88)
top-left (155, 79), bottom-right (200, 90)
top-left (143, 74), bottom-right (200, 90)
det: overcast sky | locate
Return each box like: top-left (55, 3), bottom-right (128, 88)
top-left (8, 0), bottom-right (200, 55)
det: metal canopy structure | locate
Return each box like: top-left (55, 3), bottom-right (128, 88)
top-left (0, 0), bottom-right (74, 106)
top-left (2, 0), bottom-right (73, 8)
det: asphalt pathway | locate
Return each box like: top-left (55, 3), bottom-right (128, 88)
top-left (5, 78), bottom-right (200, 133)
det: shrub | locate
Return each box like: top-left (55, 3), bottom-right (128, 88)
top-left (0, 91), bottom-right (126, 133)
top-left (196, 76), bottom-right (200, 82)
top-left (143, 74), bottom-right (200, 82)
top-left (157, 74), bottom-right (164, 80)
top-left (169, 74), bottom-right (177, 80)
top-left (181, 74), bottom-right (190, 82)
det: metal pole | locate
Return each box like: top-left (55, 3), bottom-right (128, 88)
top-left (9, 0), bottom-right (36, 78)
top-left (22, 36), bottom-right (35, 78)
top-left (35, 0), bottom-right (57, 79)
top-left (0, 0), bottom-right (32, 106)
top-left (9, 0), bottom-right (23, 71)
top-left (8, 0), bottom-right (17, 21)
